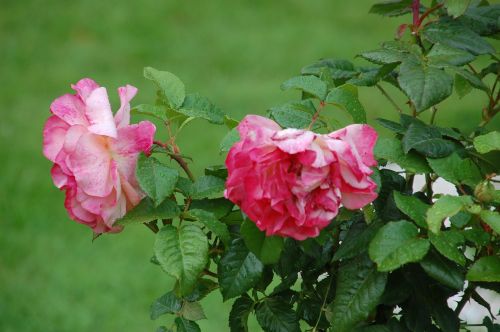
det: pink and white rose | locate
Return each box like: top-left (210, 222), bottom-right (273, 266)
top-left (43, 78), bottom-right (156, 233)
top-left (225, 115), bottom-right (378, 240)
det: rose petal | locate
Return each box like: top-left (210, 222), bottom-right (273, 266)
top-left (43, 115), bottom-right (69, 162)
top-left (114, 85), bottom-right (138, 128)
top-left (85, 87), bottom-right (118, 138)
top-left (272, 128), bottom-right (315, 154)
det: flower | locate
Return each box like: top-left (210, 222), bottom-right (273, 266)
top-left (225, 115), bottom-right (378, 240)
top-left (43, 78), bottom-right (156, 233)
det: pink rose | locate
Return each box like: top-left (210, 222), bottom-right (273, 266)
top-left (43, 78), bottom-right (156, 233)
top-left (225, 115), bottom-right (378, 240)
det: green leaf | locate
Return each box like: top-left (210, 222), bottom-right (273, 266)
top-left (240, 220), bottom-right (284, 265)
top-left (369, 220), bottom-right (430, 272)
top-left (144, 67), bottom-right (185, 109)
top-left (454, 74), bottom-right (472, 98)
top-left (402, 123), bottom-right (455, 158)
top-left (474, 131), bottom-right (500, 154)
top-left (466, 256), bottom-right (500, 282)
top-left (301, 59), bottom-right (357, 81)
top-left (427, 153), bottom-right (482, 187)
top-left (460, 4), bottom-right (500, 36)
top-left (427, 43), bottom-right (475, 67)
top-left (398, 58), bottom-right (453, 112)
top-left (179, 301), bottom-right (206, 321)
top-left (369, 0), bottom-right (413, 17)
top-left (445, 0), bottom-right (471, 18)
top-left (374, 137), bottom-right (431, 173)
top-left (224, 115), bottom-right (239, 129)
top-left (347, 63), bottom-right (399, 87)
top-left (154, 224), bottom-right (208, 296)
top-left (220, 128), bottom-right (240, 152)
top-left (177, 93), bottom-right (225, 124)
top-left (150, 291), bottom-right (182, 320)
top-left (255, 297), bottom-right (300, 332)
top-left (281, 75), bottom-right (328, 100)
top-left (132, 104), bottom-right (168, 121)
top-left (420, 250), bottom-right (465, 290)
top-left (175, 317), bottom-right (201, 332)
top-left (426, 195), bottom-right (474, 234)
top-left (116, 198), bottom-right (180, 226)
top-left (218, 238), bottom-right (264, 301)
top-left (359, 48), bottom-right (407, 65)
top-left (429, 230), bottom-right (466, 266)
top-left (189, 198), bottom-right (233, 219)
top-left (136, 154), bottom-right (179, 206)
top-left (184, 278), bottom-right (218, 302)
top-left (423, 19), bottom-right (495, 55)
top-left (191, 175), bottom-right (226, 199)
top-left (269, 100), bottom-right (325, 130)
top-left (332, 220), bottom-right (384, 261)
top-left (188, 209), bottom-right (231, 247)
top-left (229, 294), bottom-right (254, 332)
top-left (452, 67), bottom-right (488, 91)
top-left (327, 254), bottom-right (388, 331)
top-left (376, 118), bottom-right (406, 134)
top-left (481, 210), bottom-right (500, 234)
top-left (176, 177), bottom-right (193, 196)
top-left (326, 84), bottom-right (367, 123)
top-left (393, 192), bottom-right (430, 228)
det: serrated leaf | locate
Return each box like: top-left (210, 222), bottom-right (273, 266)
top-left (445, 0), bottom-right (471, 18)
top-left (136, 154), bottom-right (179, 206)
top-left (420, 250), bottom-right (465, 290)
top-left (184, 278), bottom-right (218, 302)
top-left (189, 198), bottom-right (233, 219)
top-left (374, 137), bottom-right (431, 173)
top-left (177, 93), bottom-right (225, 124)
top-left (188, 209), bottom-right (231, 247)
top-left (301, 59), bottom-right (357, 82)
top-left (369, 220), bottom-right (430, 272)
top-left (427, 43), bottom-right (475, 67)
top-left (426, 195), bottom-right (474, 234)
top-left (132, 104), bottom-right (168, 121)
top-left (150, 291), bottom-right (182, 320)
top-left (116, 198), bottom-right (180, 226)
top-left (269, 100), bottom-right (325, 130)
top-left (175, 317), bottom-right (201, 332)
top-left (326, 84), bottom-right (367, 123)
top-left (191, 175), bottom-right (225, 199)
top-left (459, 4), bottom-right (500, 37)
top-left (224, 115), bottom-right (239, 129)
top-left (423, 19), bottom-right (495, 55)
top-left (376, 118), bottom-right (406, 133)
top-left (359, 47), bottom-right (408, 64)
top-left (467, 256), bottom-right (500, 282)
top-left (220, 128), bottom-right (240, 152)
top-left (481, 210), bottom-right (500, 234)
top-left (327, 254), bottom-right (388, 331)
top-left (427, 153), bottom-right (482, 187)
top-left (332, 220), bottom-right (384, 261)
top-left (348, 63), bottom-right (399, 87)
top-left (144, 67), bottom-right (185, 109)
top-left (474, 131), bottom-right (500, 154)
top-left (255, 297), bottom-right (300, 332)
top-left (176, 177), bottom-right (193, 196)
top-left (229, 294), bottom-right (254, 332)
top-left (281, 75), bottom-right (328, 100)
top-left (454, 74), bottom-right (472, 98)
top-left (155, 224), bottom-right (208, 296)
top-left (180, 301), bottom-right (206, 321)
top-left (369, 0), bottom-right (413, 17)
top-left (393, 192), bottom-right (430, 228)
top-left (429, 230), bottom-right (466, 266)
top-left (452, 67), bottom-right (488, 91)
top-left (402, 123), bottom-right (455, 158)
top-left (240, 220), bottom-right (284, 265)
top-left (398, 58), bottom-right (453, 112)
top-left (218, 238), bottom-right (264, 300)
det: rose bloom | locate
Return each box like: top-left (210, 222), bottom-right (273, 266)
top-left (43, 79), bottom-right (156, 233)
top-left (225, 115), bottom-right (378, 240)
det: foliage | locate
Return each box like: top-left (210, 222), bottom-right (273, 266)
top-left (78, 0), bottom-right (500, 331)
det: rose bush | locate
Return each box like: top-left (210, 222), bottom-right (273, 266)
top-left (44, 1), bottom-right (500, 331)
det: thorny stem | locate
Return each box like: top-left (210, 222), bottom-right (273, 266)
top-left (312, 279), bottom-right (332, 332)
top-left (376, 84), bottom-right (402, 113)
top-left (418, 3), bottom-right (443, 27)
top-left (203, 269), bottom-right (218, 278)
top-left (411, 0), bottom-right (420, 28)
top-left (455, 287), bottom-right (474, 315)
top-left (153, 140), bottom-right (196, 182)
top-left (308, 101), bottom-right (326, 130)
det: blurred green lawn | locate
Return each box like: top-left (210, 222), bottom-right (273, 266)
top-left (0, 1), bottom-right (497, 331)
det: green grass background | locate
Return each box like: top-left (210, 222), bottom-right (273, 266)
top-left (0, 0), bottom-right (498, 331)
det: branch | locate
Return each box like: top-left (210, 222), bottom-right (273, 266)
top-left (376, 84), bottom-right (402, 113)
